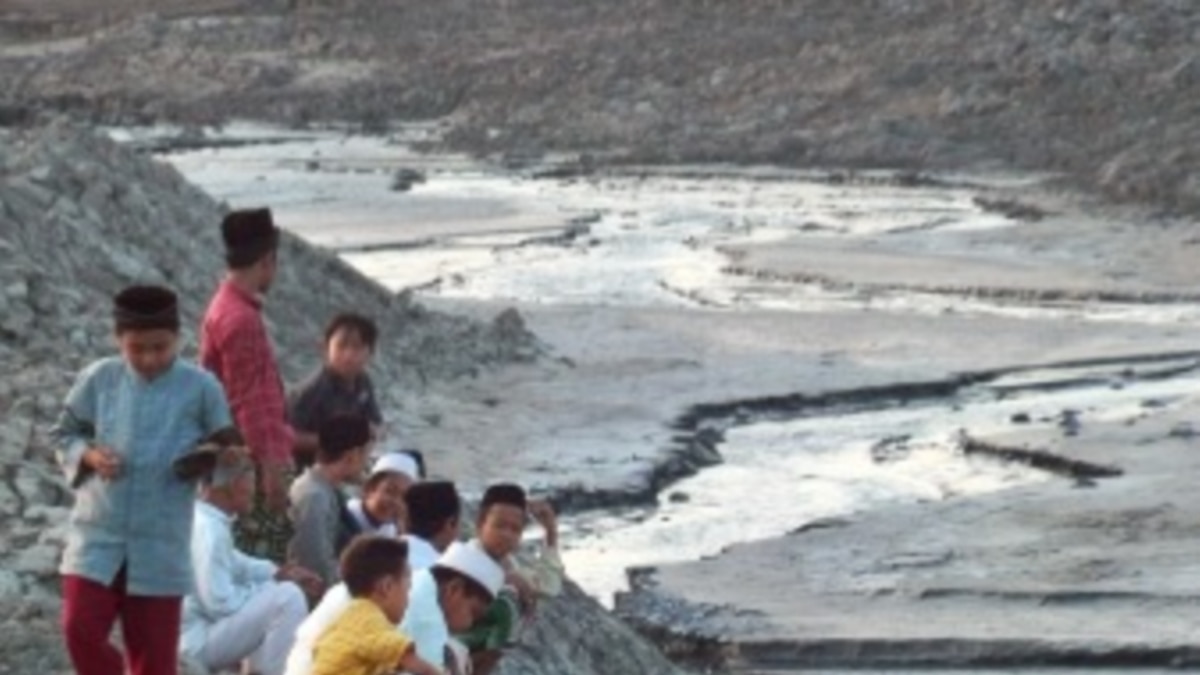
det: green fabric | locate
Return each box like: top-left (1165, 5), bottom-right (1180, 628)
top-left (233, 471), bottom-right (295, 564)
top-left (457, 589), bottom-right (521, 652)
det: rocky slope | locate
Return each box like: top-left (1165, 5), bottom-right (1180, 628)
top-left (4, 2), bottom-right (1200, 210)
top-left (0, 123), bottom-right (681, 675)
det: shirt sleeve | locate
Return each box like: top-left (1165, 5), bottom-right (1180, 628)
top-left (217, 315), bottom-right (294, 465)
top-left (192, 513), bottom-right (254, 620)
top-left (233, 548), bottom-right (278, 585)
top-left (525, 545), bottom-right (565, 598)
top-left (51, 362), bottom-right (101, 489)
top-left (290, 487), bottom-right (339, 586)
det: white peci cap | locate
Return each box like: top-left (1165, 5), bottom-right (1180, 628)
top-left (434, 541), bottom-right (505, 599)
top-left (370, 452), bottom-right (420, 481)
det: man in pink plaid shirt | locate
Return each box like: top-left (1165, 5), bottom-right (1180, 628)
top-left (201, 208), bottom-right (297, 559)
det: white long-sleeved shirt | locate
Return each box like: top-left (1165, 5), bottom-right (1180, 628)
top-left (404, 534), bottom-right (440, 570)
top-left (181, 501), bottom-right (278, 656)
top-left (400, 568), bottom-right (449, 666)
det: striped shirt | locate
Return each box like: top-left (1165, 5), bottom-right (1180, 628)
top-left (53, 357), bottom-right (232, 596)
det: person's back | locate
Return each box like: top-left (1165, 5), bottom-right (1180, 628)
top-left (312, 537), bottom-right (439, 675)
top-left (287, 413), bottom-right (371, 587)
top-left (200, 207), bottom-right (295, 559)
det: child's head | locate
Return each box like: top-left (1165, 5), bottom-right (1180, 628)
top-left (316, 413), bottom-right (372, 482)
top-left (324, 313), bottom-right (377, 379)
top-left (222, 208), bottom-right (281, 293)
top-left (431, 542), bottom-right (504, 632)
top-left (112, 285), bottom-right (181, 380)
top-left (477, 483), bottom-right (528, 559)
top-left (340, 535), bottom-right (412, 624)
top-left (362, 453), bottom-right (420, 525)
top-left (198, 429), bottom-right (257, 516)
top-left (406, 481), bottom-right (461, 550)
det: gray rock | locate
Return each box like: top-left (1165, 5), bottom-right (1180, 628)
top-left (390, 168), bottom-right (426, 192)
top-left (0, 569), bottom-right (23, 598)
top-left (4, 280), bottom-right (28, 300)
top-left (11, 544), bottom-right (60, 577)
top-left (1168, 422), bottom-right (1197, 439)
top-left (0, 124), bottom-right (656, 675)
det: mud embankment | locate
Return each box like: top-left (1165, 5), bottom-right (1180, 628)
top-left (548, 349), bottom-right (1200, 515)
top-left (607, 358), bottom-right (1200, 672)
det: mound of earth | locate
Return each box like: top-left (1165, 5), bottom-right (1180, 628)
top-left (0, 122), bottom-right (680, 675)
top-left (3, 2), bottom-right (1200, 211)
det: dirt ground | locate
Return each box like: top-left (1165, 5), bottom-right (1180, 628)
top-left (4, 2), bottom-right (1200, 211)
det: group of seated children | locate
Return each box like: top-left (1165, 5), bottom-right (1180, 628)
top-left (54, 284), bottom-right (564, 675)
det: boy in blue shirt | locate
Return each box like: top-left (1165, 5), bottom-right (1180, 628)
top-left (53, 285), bottom-right (233, 675)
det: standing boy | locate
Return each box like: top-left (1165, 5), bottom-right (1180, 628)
top-left (200, 207), bottom-right (295, 559)
top-left (288, 312), bottom-right (383, 468)
top-left (54, 285), bottom-right (233, 675)
top-left (288, 412), bottom-right (372, 587)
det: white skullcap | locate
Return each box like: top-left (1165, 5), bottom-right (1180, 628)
top-left (434, 541), bottom-right (504, 599)
top-left (370, 452), bottom-right (420, 481)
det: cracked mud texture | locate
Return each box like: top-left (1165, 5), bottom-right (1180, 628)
top-left (5, 2), bottom-right (1200, 212)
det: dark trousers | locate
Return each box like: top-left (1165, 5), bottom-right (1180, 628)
top-left (61, 568), bottom-right (183, 675)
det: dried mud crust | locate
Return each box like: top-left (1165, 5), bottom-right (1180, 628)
top-left (4, 2), bottom-right (1200, 211)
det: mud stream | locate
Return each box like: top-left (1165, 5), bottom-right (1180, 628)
top-left (136, 125), bottom-right (1200, 614)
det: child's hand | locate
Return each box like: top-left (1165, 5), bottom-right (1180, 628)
top-left (83, 447), bottom-right (122, 480)
top-left (527, 499), bottom-right (558, 548)
top-left (276, 564), bottom-right (324, 598)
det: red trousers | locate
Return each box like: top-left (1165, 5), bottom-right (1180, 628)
top-left (61, 569), bottom-right (183, 675)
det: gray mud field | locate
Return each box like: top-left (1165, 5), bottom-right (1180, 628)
top-left (7, 4), bottom-right (1200, 671)
top-left (148, 126), bottom-right (1200, 672)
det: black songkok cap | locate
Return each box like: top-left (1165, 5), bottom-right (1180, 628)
top-left (221, 208), bottom-right (280, 268)
top-left (112, 285), bottom-right (180, 332)
top-left (405, 481), bottom-right (462, 526)
top-left (317, 412), bottom-right (372, 462)
top-left (481, 483), bottom-right (527, 512)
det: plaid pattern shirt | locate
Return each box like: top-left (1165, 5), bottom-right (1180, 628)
top-left (200, 279), bottom-right (294, 466)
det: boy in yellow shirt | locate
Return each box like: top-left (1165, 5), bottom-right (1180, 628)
top-left (312, 536), bottom-right (440, 675)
